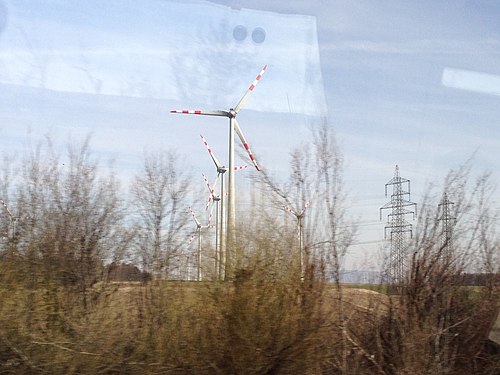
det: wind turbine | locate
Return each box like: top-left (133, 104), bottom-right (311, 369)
top-left (200, 134), bottom-right (248, 280)
top-left (202, 172), bottom-right (223, 279)
top-left (0, 199), bottom-right (29, 241)
top-left (201, 134), bottom-right (226, 280)
top-left (284, 201), bottom-right (310, 281)
top-left (187, 207), bottom-right (213, 281)
top-left (171, 65), bottom-right (267, 278)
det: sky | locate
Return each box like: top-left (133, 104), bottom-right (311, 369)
top-left (0, 0), bottom-right (498, 270)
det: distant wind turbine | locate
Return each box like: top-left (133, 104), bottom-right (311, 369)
top-left (200, 134), bottom-right (247, 279)
top-left (187, 207), bottom-right (213, 281)
top-left (0, 199), bottom-right (30, 241)
top-left (284, 201), bottom-right (310, 281)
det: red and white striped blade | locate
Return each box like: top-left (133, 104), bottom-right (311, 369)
top-left (189, 207), bottom-right (201, 227)
top-left (234, 65), bottom-right (267, 114)
top-left (187, 231), bottom-right (196, 245)
top-left (170, 109), bottom-right (230, 117)
top-left (234, 119), bottom-right (260, 171)
top-left (202, 173), bottom-right (217, 196)
top-left (203, 173), bottom-right (220, 210)
top-left (207, 198), bottom-right (215, 226)
top-left (200, 134), bottom-right (222, 170)
top-left (0, 199), bottom-right (13, 218)
top-left (202, 173), bottom-right (214, 210)
top-left (234, 165), bottom-right (248, 171)
top-left (211, 173), bottom-right (220, 196)
top-left (300, 201), bottom-right (311, 215)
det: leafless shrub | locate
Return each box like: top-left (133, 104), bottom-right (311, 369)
top-left (130, 150), bottom-right (193, 279)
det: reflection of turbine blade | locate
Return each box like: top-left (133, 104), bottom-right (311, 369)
top-left (442, 68), bottom-right (500, 96)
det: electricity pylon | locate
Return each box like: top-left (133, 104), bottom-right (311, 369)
top-left (380, 165), bottom-right (417, 289)
top-left (438, 193), bottom-right (456, 260)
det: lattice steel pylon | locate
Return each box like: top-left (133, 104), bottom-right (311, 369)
top-left (438, 193), bottom-right (456, 259)
top-left (380, 165), bottom-right (417, 287)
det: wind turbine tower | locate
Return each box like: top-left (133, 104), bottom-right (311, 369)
top-left (380, 165), bottom-right (417, 289)
top-left (200, 135), bottom-right (247, 280)
top-left (200, 134), bottom-right (227, 280)
top-left (188, 207), bottom-right (212, 281)
top-left (284, 201), bottom-right (310, 281)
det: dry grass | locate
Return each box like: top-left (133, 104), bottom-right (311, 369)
top-left (1, 274), bottom-right (498, 374)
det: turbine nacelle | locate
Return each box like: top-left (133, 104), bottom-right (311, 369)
top-left (284, 201), bottom-right (311, 220)
top-left (217, 166), bottom-right (228, 174)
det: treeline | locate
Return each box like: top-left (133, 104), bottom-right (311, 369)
top-left (105, 265), bottom-right (500, 287)
top-left (106, 262), bottom-right (151, 282)
top-left (0, 130), bottom-right (499, 374)
top-left (455, 273), bottom-right (500, 286)
top-left (0, 136), bottom-right (195, 284)
top-left (71, 262), bottom-right (500, 286)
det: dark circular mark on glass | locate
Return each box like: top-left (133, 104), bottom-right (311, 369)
top-left (233, 25), bottom-right (247, 41)
top-left (252, 27), bottom-right (266, 44)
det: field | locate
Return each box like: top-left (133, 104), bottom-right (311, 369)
top-left (1, 268), bottom-right (499, 375)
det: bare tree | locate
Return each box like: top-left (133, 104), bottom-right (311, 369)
top-left (131, 150), bottom-right (192, 279)
top-left (0, 155), bottom-right (16, 244)
top-left (14, 136), bottom-right (123, 309)
top-left (311, 122), bottom-right (354, 278)
top-left (254, 122), bottom-right (354, 280)
top-left (252, 122), bottom-right (355, 373)
top-left (340, 161), bottom-right (500, 375)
